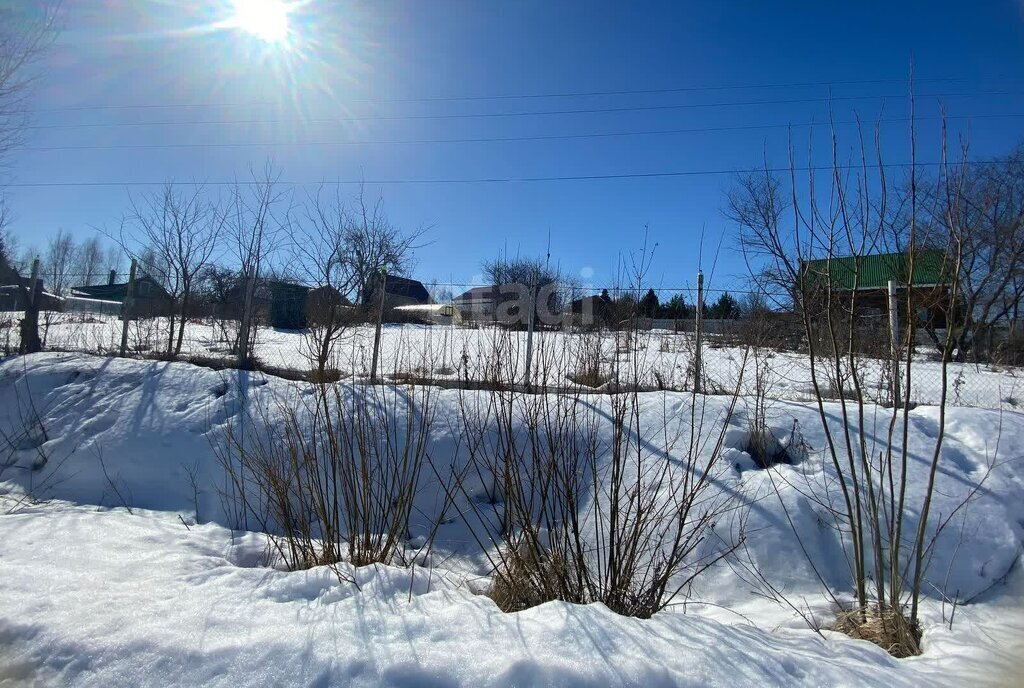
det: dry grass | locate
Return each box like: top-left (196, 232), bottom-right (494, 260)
top-left (488, 539), bottom-right (575, 613)
top-left (833, 607), bottom-right (921, 658)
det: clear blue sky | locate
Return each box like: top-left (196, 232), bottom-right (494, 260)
top-left (5, 0), bottom-right (1024, 296)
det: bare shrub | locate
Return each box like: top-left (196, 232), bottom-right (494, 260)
top-left (566, 328), bottom-right (609, 388)
top-left (215, 377), bottom-right (437, 573)
top-left (726, 107), bottom-right (988, 655)
top-left (0, 360), bottom-right (77, 512)
top-left (446, 240), bottom-right (748, 618)
top-left (448, 379), bottom-right (744, 618)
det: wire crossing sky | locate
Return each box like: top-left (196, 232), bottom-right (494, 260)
top-left (5, 0), bottom-right (1024, 291)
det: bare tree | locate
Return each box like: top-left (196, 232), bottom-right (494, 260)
top-left (908, 144), bottom-right (1024, 361)
top-left (724, 109), bottom-right (978, 656)
top-left (481, 254), bottom-right (570, 326)
top-left (226, 162), bottom-right (289, 363)
top-left (347, 188), bottom-right (426, 305)
top-left (104, 243), bottom-right (123, 280)
top-left (124, 183), bottom-right (223, 356)
top-left (43, 228), bottom-right (75, 295)
top-left (0, 198), bottom-right (8, 240)
top-left (725, 170), bottom-right (798, 308)
top-left (0, 226), bottom-right (19, 274)
top-left (293, 187), bottom-right (357, 376)
top-left (0, 2), bottom-right (59, 169)
top-left (0, 4), bottom-right (59, 355)
top-left (75, 235), bottom-right (104, 286)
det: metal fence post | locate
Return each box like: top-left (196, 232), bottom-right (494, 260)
top-left (370, 269), bottom-right (387, 382)
top-left (119, 258), bottom-right (137, 357)
top-left (524, 274), bottom-right (537, 389)
top-left (694, 270), bottom-right (704, 394)
top-left (888, 279), bottom-right (901, 407)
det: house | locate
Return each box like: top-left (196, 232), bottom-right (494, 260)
top-left (570, 291), bottom-right (613, 328)
top-left (0, 282), bottom-right (62, 312)
top-left (267, 281), bottom-right (310, 329)
top-left (452, 286), bottom-right (501, 321)
top-left (306, 285), bottom-right (353, 328)
top-left (72, 270), bottom-right (174, 318)
top-left (799, 250), bottom-right (954, 329)
top-left (365, 275), bottom-right (431, 309)
top-left (0, 255), bottom-right (62, 311)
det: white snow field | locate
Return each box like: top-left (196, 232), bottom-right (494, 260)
top-left (12, 312), bottom-right (1023, 409)
top-left (0, 352), bottom-right (1023, 686)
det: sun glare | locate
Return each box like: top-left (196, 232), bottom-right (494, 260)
top-left (232, 0), bottom-right (290, 43)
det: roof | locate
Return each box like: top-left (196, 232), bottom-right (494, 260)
top-left (268, 280), bottom-right (311, 295)
top-left (380, 275), bottom-right (430, 302)
top-left (453, 286), bottom-right (500, 303)
top-left (72, 284), bottom-right (129, 300)
top-left (801, 250), bottom-right (951, 291)
top-left (72, 274), bottom-right (167, 301)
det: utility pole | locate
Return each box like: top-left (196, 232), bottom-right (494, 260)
top-left (888, 279), bottom-right (901, 407)
top-left (694, 270), bottom-right (704, 394)
top-left (119, 258), bottom-right (138, 357)
top-left (370, 268), bottom-right (387, 382)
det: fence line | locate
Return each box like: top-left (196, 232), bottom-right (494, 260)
top-left (2, 271), bottom-right (1022, 411)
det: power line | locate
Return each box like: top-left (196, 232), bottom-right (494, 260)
top-left (24, 76), bottom-right (981, 114)
top-left (22, 90), bottom-right (1024, 131)
top-left (18, 112), bottom-right (1024, 153)
top-left (2, 160), bottom-right (999, 189)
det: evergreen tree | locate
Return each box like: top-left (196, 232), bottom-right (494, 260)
top-left (663, 293), bottom-right (687, 319)
top-left (709, 292), bottom-right (741, 319)
top-left (640, 288), bottom-right (659, 317)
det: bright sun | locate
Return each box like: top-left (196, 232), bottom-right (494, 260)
top-left (232, 0), bottom-right (290, 43)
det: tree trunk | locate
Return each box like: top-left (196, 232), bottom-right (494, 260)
top-left (167, 311), bottom-right (176, 357)
top-left (175, 291), bottom-right (190, 356)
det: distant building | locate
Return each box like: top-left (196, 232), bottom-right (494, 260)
top-left (267, 281), bottom-right (310, 330)
top-left (452, 286), bottom-right (501, 321)
top-left (570, 291), bottom-right (613, 328)
top-left (306, 285), bottom-right (353, 328)
top-left (71, 271), bottom-right (173, 318)
top-left (0, 280), bottom-right (60, 312)
top-left (799, 250), bottom-right (955, 329)
top-left (365, 275), bottom-right (431, 309)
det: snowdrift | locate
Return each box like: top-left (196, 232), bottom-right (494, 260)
top-left (1, 352), bottom-right (1023, 686)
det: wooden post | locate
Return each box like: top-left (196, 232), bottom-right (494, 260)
top-left (694, 270), bottom-right (704, 394)
top-left (370, 269), bottom-right (387, 382)
top-left (888, 279), bottom-right (901, 407)
top-left (19, 258), bottom-right (42, 354)
top-left (119, 258), bottom-right (137, 357)
top-left (27, 258), bottom-right (40, 308)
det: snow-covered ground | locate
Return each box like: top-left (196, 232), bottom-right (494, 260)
top-left (0, 352), bottom-right (1022, 686)
top-left (10, 312), bottom-right (1024, 409)
top-left (6, 499), bottom-right (1014, 688)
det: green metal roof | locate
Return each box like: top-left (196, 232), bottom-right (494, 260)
top-left (801, 250), bottom-right (951, 291)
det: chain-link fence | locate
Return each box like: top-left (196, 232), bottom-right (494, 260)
top-left (2, 262), bottom-right (1021, 411)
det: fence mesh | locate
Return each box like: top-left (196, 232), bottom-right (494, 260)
top-left (3, 290), bottom-right (1020, 412)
